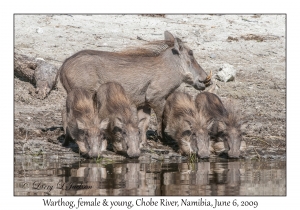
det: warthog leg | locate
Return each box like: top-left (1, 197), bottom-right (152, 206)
top-left (61, 107), bottom-right (72, 146)
top-left (138, 105), bottom-right (151, 147)
top-left (150, 103), bottom-right (165, 139)
top-left (145, 84), bottom-right (168, 140)
top-left (63, 127), bottom-right (73, 146)
top-left (61, 107), bottom-right (67, 135)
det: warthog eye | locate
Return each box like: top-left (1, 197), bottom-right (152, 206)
top-left (78, 129), bottom-right (85, 136)
top-left (113, 127), bottom-right (122, 134)
top-left (182, 130), bottom-right (192, 137)
top-left (188, 50), bottom-right (193, 56)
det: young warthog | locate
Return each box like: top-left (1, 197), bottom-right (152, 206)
top-left (63, 88), bottom-right (109, 158)
top-left (59, 31), bottom-right (212, 145)
top-left (96, 82), bottom-right (140, 158)
top-left (162, 92), bottom-right (213, 158)
top-left (195, 92), bottom-right (246, 158)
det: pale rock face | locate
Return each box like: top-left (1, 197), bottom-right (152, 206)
top-left (216, 63), bottom-right (236, 82)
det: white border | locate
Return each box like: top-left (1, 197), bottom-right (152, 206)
top-left (4, 0), bottom-right (294, 209)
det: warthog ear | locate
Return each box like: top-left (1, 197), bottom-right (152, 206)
top-left (183, 120), bottom-right (192, 131)
top-left (115, 117), bottom-right (123, 129)
top-left (164, 31), bottom-right (175, 42)
top-left (100, 118), bottom-right (109, 130)
top-left (76, 120), bottom-right (86, 130)
top-left (218, 121), bottom-right (227, 132)
top-left (207, 120), bottom-right (214, 130)
top-left (172, 38), bottom-right (183, 55)
top-left (164, 125), bottom-right (171, 134)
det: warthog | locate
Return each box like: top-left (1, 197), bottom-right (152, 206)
top-left (195, 92), bottom-right (246, 158)
top-left (162, 92), bottom-right (213, 158)
top-left (62, 88), bottom-right (109, 158)
top-left (96, 82), bottom-right (140, 158)
top-left (59, 31), bottom-right (212, 145)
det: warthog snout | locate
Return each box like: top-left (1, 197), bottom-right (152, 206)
top-left (189, 138), bottom-right (198, 154)
top-left (194, 70), bottom-right (213, 90)
top-left (228, 149), bottom-right (241, 159)
top-left (127, 150), bottom-right (141, 158)
top-left (126, 132), bottom-right (141, 158)
top-left (205, 80), bottom-right (213, 87)
top-left (196, 139), bottom-right (210, 159)
top-left (227, 140), bottom-right (241, 158)
top-left (225, 129), bottom-right (242, 159)
top-left (190, 76), bottom-right (206, 90)
top-left (226, 138), bottom-right (241, 159)
top-left (87, 137), bottom-right (102, 158)
top-left (179, 138), bottom-right (198, 155)
top-left (197, 148), bottom-right (210, 159)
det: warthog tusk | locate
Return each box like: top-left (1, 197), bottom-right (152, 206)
top-left (204, 70), bottom-right (212, 85)
top-left (205, 70), bottom-right (212, 81)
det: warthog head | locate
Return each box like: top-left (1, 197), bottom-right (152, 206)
top-left (164, 31), bottom-right (212, 90)
top-left (73, 117), bottom-right (109, 158)
top-left (176, 119), bottom-right (198, 155)
top-left (165, 117), bottom-right (205, 156)
top-left (194, 115), bottom-right (214, 159)
top-left (166, 115), bottom-right (213, 158)
top-left (111, 117), bottom-right (141, 158)
top-left (217, 119), bottom-right (247, 159)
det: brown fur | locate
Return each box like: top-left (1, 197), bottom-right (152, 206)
top-left (105, 83), bottom-right (135, 124)
top-left (96, 82), bottom-right (140, 158)
top-left (59, 31), bottom-right (211, 145)
top-left (195, 91), bottom-right (227, 120)
top-left (118, 40), bottom-right (174, 57)
top-left (63, 88), bottom-right (109, 158)
top-left (162, 92), bottom-right (212, 158)
top-left (222, 99), bottom-right (243, 128)
top-left (195, 92), bottom-right (246, 158)
top-left (69, 89), bottom-right (96, 121)
top-left (166, 91), bottom-right (196, 120)
top-left (97, 82), bottom-right (137, 125)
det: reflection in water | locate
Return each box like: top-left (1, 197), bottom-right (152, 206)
top-left (14, 157), bottom-right (286, 196)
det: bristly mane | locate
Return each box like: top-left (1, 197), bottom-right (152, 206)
top-left (72, 89), bottom-right (96, 121)
top-left (171, 92), bottom-right (197, 119)
top-left (196, 110), bottom-right (213, 127)
top-left (223, 99), bottom-right (243, 127)
top-left (105, 82), bottom-right (135, 123)
top-left (117, 40), bottom-right (174, 57)
top-left (196, 92), bottom-right (228, 120)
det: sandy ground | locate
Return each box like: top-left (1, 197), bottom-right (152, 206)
top-left (14, 14), bottom-right (286, 160)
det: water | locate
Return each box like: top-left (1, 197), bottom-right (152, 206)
top-left (14, 156), bottom-right (286, 196)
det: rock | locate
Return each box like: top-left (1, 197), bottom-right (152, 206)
top-left (209, 54), bottom-right (217, 59)
top-left (34, 60), bottom-right (59, 99)
top-left (36, 28), bottom-right (43, 34)
top-left (14, 53), bottom-right (59, 99)
top-left (216, 63), bottom-right (236, 82)
top-left (14, 53), bottom-right (36, 83)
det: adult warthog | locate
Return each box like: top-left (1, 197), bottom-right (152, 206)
top-left (59, 31), bottom-right (212, 145)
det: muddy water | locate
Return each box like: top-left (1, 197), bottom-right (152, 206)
top-left (14, 156), bottom-right (285, 196)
